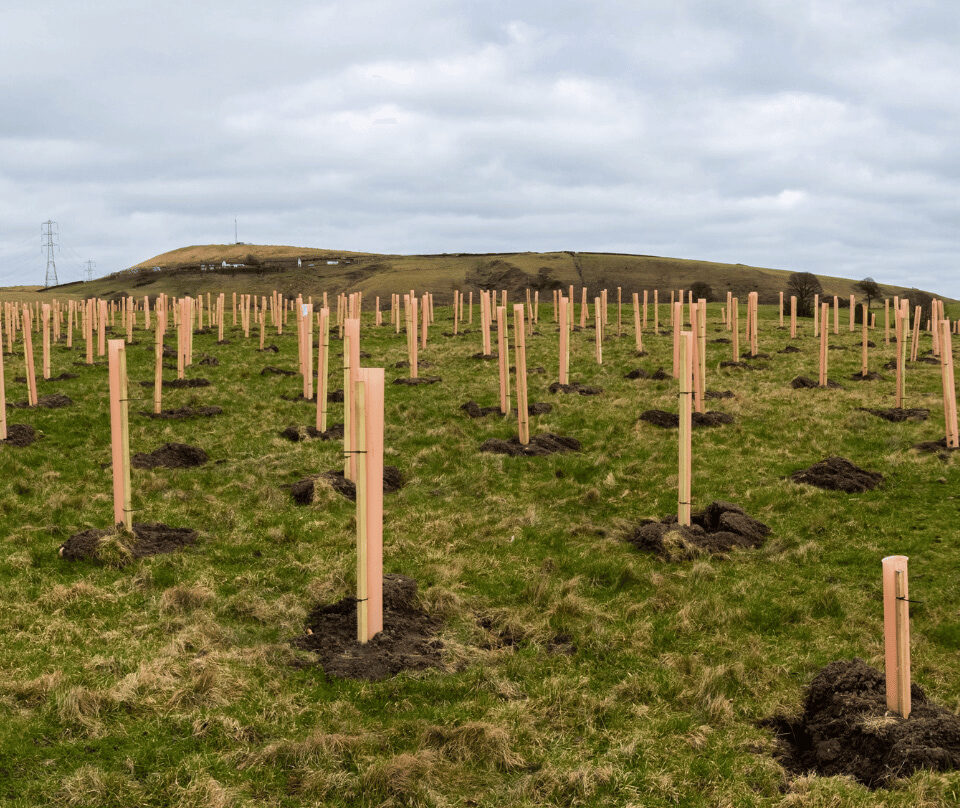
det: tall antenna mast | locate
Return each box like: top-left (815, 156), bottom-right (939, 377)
top-left (41, 220), bottom-right (59, 287)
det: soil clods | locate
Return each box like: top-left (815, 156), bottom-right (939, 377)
top-left (548, 381), bottom-right (603, 395)
top-left (293, 574), bottom-right (443, 680)
top-left (2, 424), bottom-right (37, 447)
top-left (280, 423), bottom-right (344, 442)
top-left (479, 433), bottom-right (581, 456)
top-left (639, 410), bottom-right (734, 428)
top-left (764, 658), bottom-right (960, 788)
top-left (625, 501), bottom-right (770, 560)
top-left (59, 522), bottom-right (198, 562)
top-left (393, 376), bottom-right (442, 385)
top-left (132, 443), bottom-right (209, 469)
top-left (790, 456), bottom-right (883, 492)
top-left (791, 376), bottom-right (842, 389)
top-left (859, 407), bottom-right (929, 423)
top-left (291, 465), bottom-right (404, 504)
top-left (143, 406), bottom-right (223, 419)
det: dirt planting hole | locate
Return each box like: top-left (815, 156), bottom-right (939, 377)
top-left (548, 381), bottom-right (603, 395)
top-left (762, 658), bottom-right (960, 788)
top-left (293, 574), bottom-right (443, 680)
top-left (2, 424), bottom-right (37, 447)
top-left (790, 457), bottom-right (883, 492)
top-left (479, 433), bottom-right (581, 456)
top-left (639, 410), bottom-right (734, 429)
top-left (10, 394), bottom-right (73, 409)
top-left (791, 376), bottom-right (842, 389)
top-left (291, 465), bottom-right (404, 504)
top-left (625, 501), bottom-right (770, 560)
top-left (59, 522), bottom-right (198, 562)
top-left (393, 376), bottom-right (442, 385)
top-left (143, 406), bottom-right (223, 419)
top-left (859, 407), bottom-right (929, 423)
top-left (280, 423), bottom-right (344, 442)
top-left (132, 443), bottom-right (209, 469)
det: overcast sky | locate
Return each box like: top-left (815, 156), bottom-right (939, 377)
top-left (1, 1), bottom-right (957, 296)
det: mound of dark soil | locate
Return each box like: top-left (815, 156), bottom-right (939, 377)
top-left (471, 352), bottom-right (497, 360)
top-left (763, 658), bottom-right (960, 788)
top-left (139, 378), bottom-right (211, 389)
top-left (293, 574), bottom-right (442, 680)
top-left (745, 352), bottom-right (771, 359)
top-left (9, 393), bottom-right (73, 409)
top-left (292, 466), bottom-right (404, 504)
top-left (778, 345), bottom-right (802, 354)
top-left (393, 376), bottom-right (442, 385)
top-left (711, 337), bottom-right (732, 344)
top-left (624, 368), bottom-right (649, 379)
top-left (913, 438), bottom-right (959, 458)
top-left (509, 365), bottom-right (546, 374)
top-left (16, 372), bottom-right (78, 382)
top-left (132, 443), bottom-right (208, 469)
top-left (625, 501), bottom-right (770, 560)
top-left (639, 410), bottom-right (734, 429)
top-left (261, 366), bottom-right (296, 376)
top-left (328, 389), bottom-right (344, 403)
top-left (790, 457), bottom-right (882, 492)
top-left (720, 361), bottom-right (768, 370)
top-left (258, 345), bottom-right (280, 353)
top-left (58, 522), bottom-right (197, 562)
top-left (860, 407), bottom-right (929, 423)
top-left (548, 381), bottom-right (603, 395)
top-left (704, 390), bottom-right (734, 399)
top-left (791, 376), bottom-right (842, 389)
top-left (142, 406), bottom-right (222, 419)
top-left (851, 372), bottom-right (883, 381)
top-left (915, 356), bottom-right (941, 365)
top-left (197, 355), bottom-right (219, 366)
top-left (479, 433), bottom-right (581, 456)
top-left (460, 401), bottom-right (502, 418)
top-left (280, 422), bottom-right (344, 442)
top-left (2, 424), bottom-right (37, 447)
top-left (650, 368), bottom-right (671, 380)
top-left (217, 339), bottom-right (231, 345)
top-left (524, 402), bottom-right (552, 415)
top-left (829, 345), bottom-right (847, 351)
top-left (394, 360), bottom-right (434, 368)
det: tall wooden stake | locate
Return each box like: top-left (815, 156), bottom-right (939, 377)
top-left (939, 320), bottom-right (959, 449)
top-left (497, 305), bottom-right (510, 414)
top-left (678, 331), bottom-right (693, 526)
top-left (108, 340), bottom-right (132, 528)
top-left (513, 304), bottom-right (529, 445)
top-left (316, 307), bottom-right (330, 433)
top-left (355, 367), bottom-right (384, 643)
top-left (882, 555), bottom-right (911, 718)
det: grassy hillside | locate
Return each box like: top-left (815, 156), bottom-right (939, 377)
top-left (16, 245), bottom-right (950, 309)
top-left (0, 301), bottom-right (959, 805)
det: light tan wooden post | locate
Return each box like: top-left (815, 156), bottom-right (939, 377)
top-left (678, 330), bottom-right (693, 526)
top-left (633, 292), bottom-right (642, 353)
top-left (861, 303), bottom-right (869, 377)
top-left (697, 299), bottom-right (706, 406)
top-left (0, 332), bottom-right (6, 440)
top-left (409, 296), bottom-right (418, 378)
top-left (849, 294), bottom-right (855, 332)
top-left (66, 300), bottom-right (74, 348)
top-left (725, 290), bottom-right (732, 332)
top-left (939, 320), bottom-right (959, 449)
top-left (481, 291), bottom-right (491, 355)
top-left (177, 299), bottom-right (186, 380)
top-left (344, 318), bottom-right (361, 481)
top-left (534, 290), bottom-right (539, 324)
top-left (41, 304), bottom-right (50, 379)
top-left (779, 291), bottom-right (784, 327)
top-left (819, 302), bottom-right (829, 387)
top-left (749, 292), bottom-right (758, 356)
top-left (558, 295), bottom-right (569, 385)
top-left (911, 305), bottom-right (921, 362)
top-left (497, 306), bottom-right (509, 414)
top-left (884, 299), bottom-right (890, 344)
top-left (789, 295), bottom-right (797, 339)
top-left (232, 292), bottom-right (237, 326)
top-left (580, 287), bottom-right (587, 328)
top-left (882, 555), bottom-right (911, 718)
top-left (108, 339), bottom-right (132, 529)
top-left (595, 296), bottom-right (603, 364)
top-left (642, 289), bottom-right (648, 329)
top-left (895, 301), bottom-right (907, 408)
top-left (22, 306), bottom-right (38, 407)
top-left (316, 307), bottom-right (330, 432)
top-left (691, 302), bottom-right (703, 414)
top-left (355, 367), bottom-right (384, 643)
top-left (831, 295), bottom-right (837, 334)
top-left (616, 287), bottom-right (622, 336)
top-left (513, 304), bottom-right (529, 444)
top-left (468, 291), bottom-right (473, 324)
top-left (153, 315), bottom-right (163, 414)
top-left (420, 293), bottom-right (428, 349)
top-left (303, 303), bottom-right (314, 401)
top-left (731, 298), bottom-right (739, 363)
top-left (653, 289), bottom-right (659, 334)
top-left (98, 299), bottom-right (107, 356)
top-left (673, 301), bottom-right (682, 377)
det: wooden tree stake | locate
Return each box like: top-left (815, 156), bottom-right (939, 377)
top-left (939, 320), bottom-right (959, 448)
top-left (497, 305), bottom-right (510, 414)
top-left (355, 367), bottom-right (384, 643)
top-left (513, 304), bottom-right (529, 444)
top-left (316, 307), bottom-right (330, 432)
top-left (108, 340), bottom-right (132, 528)
top-left (344, 318), bottom-right (361, 481)
top-left (678, 330), bottom-right (693, 526)
top-left (882, 555), bottom-right (911, 718)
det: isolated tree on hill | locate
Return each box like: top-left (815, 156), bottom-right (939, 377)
top-left (907, 290), bottom-right (934, 324)
top-left (785, 272), bottom-right (823, 317)
top-left (855, 277), bottom-right (880, 310)
top-left (690, 281), bottom-right (713, 302)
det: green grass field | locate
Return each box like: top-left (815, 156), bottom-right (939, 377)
top-left (1, 300), bottom-right (959, 807)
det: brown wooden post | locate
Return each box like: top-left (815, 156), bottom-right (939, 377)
top-left (468, 291), bottom-right (473, 324)
top-left (22, 306), bottom-right (38, 407)
top-left (790, 295), bottom-right (797, 338)
top-left (558, 295), bottom-right (569, 385)
top-left (910, 305), bottom-right (921, 362)
top-left (580, 287), bottom-right (587, 328)
top-left (303, 303), bottom-right (314, 401)
top-left (673, 300), bottom-right (682, 377)
top-left (895, 301), bottom-right (907, 408)
top-left (653, 289), bottom-right (659, 334)
top-left (779, 291), bottom-right (784, 327)
top-left (343, 317), bottom-right (361, 481)
top-left (409, 296), bottom-right (418, 378)
top-left (884, 299), bottom-right (890, 344)
top-left (691, 302), bottom-right (703, 414)
top-left (731, 298), bottom-right (739, 363)
top-left (108, 339), bottom-right (132, 528)
top-left (697, 299), bottom-right (707, 406)
top-left (98, 299), bottom-right (107, 356)
top-left (355, 367), bottom-right (384, 643)
top-left (749, 292), bottom-right (758, 356)
top-left (595, 296), bottom-right (603, 365)
top-left (316, 307), bottom-right (330, 432)
top-left (849, 294), bottom-right (855, 332)
top-left (513, 304), bottom-right (529, 444)
top-left (678, 330), bottom-right (693, 526)
top-left (41, 304), bottom-right (51, 379)
top-left (66, 300), bottom-right (74, 348)
top-left (633, 292), bottom-right (642, 353)
top-left (153, 314), bottom-right (163, 414)
top-left (617, 287), bottom-right (622, 337)
top-left (861, 303), bottom-right (869, 377)
top-left (642, 289), bottom-right (648, 329)
top-left (832, 296), bottom-right (838, 334)
top-left (939, 320), bottom-right (959, 449)
top-left (497, 305), bottom-right (509, 414)
top-left (420, 292), bottom-right (429, 349)
top-left (819, 302), bottom-right (829, 387)
top-left (534, 290), bottom-right (539, 324)
top-left (0, 330), bottom-right (6, 440)
top-left (481, 290), bottom-right (491, 355)
top-left (882, 555), bottom-right (911, 718)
